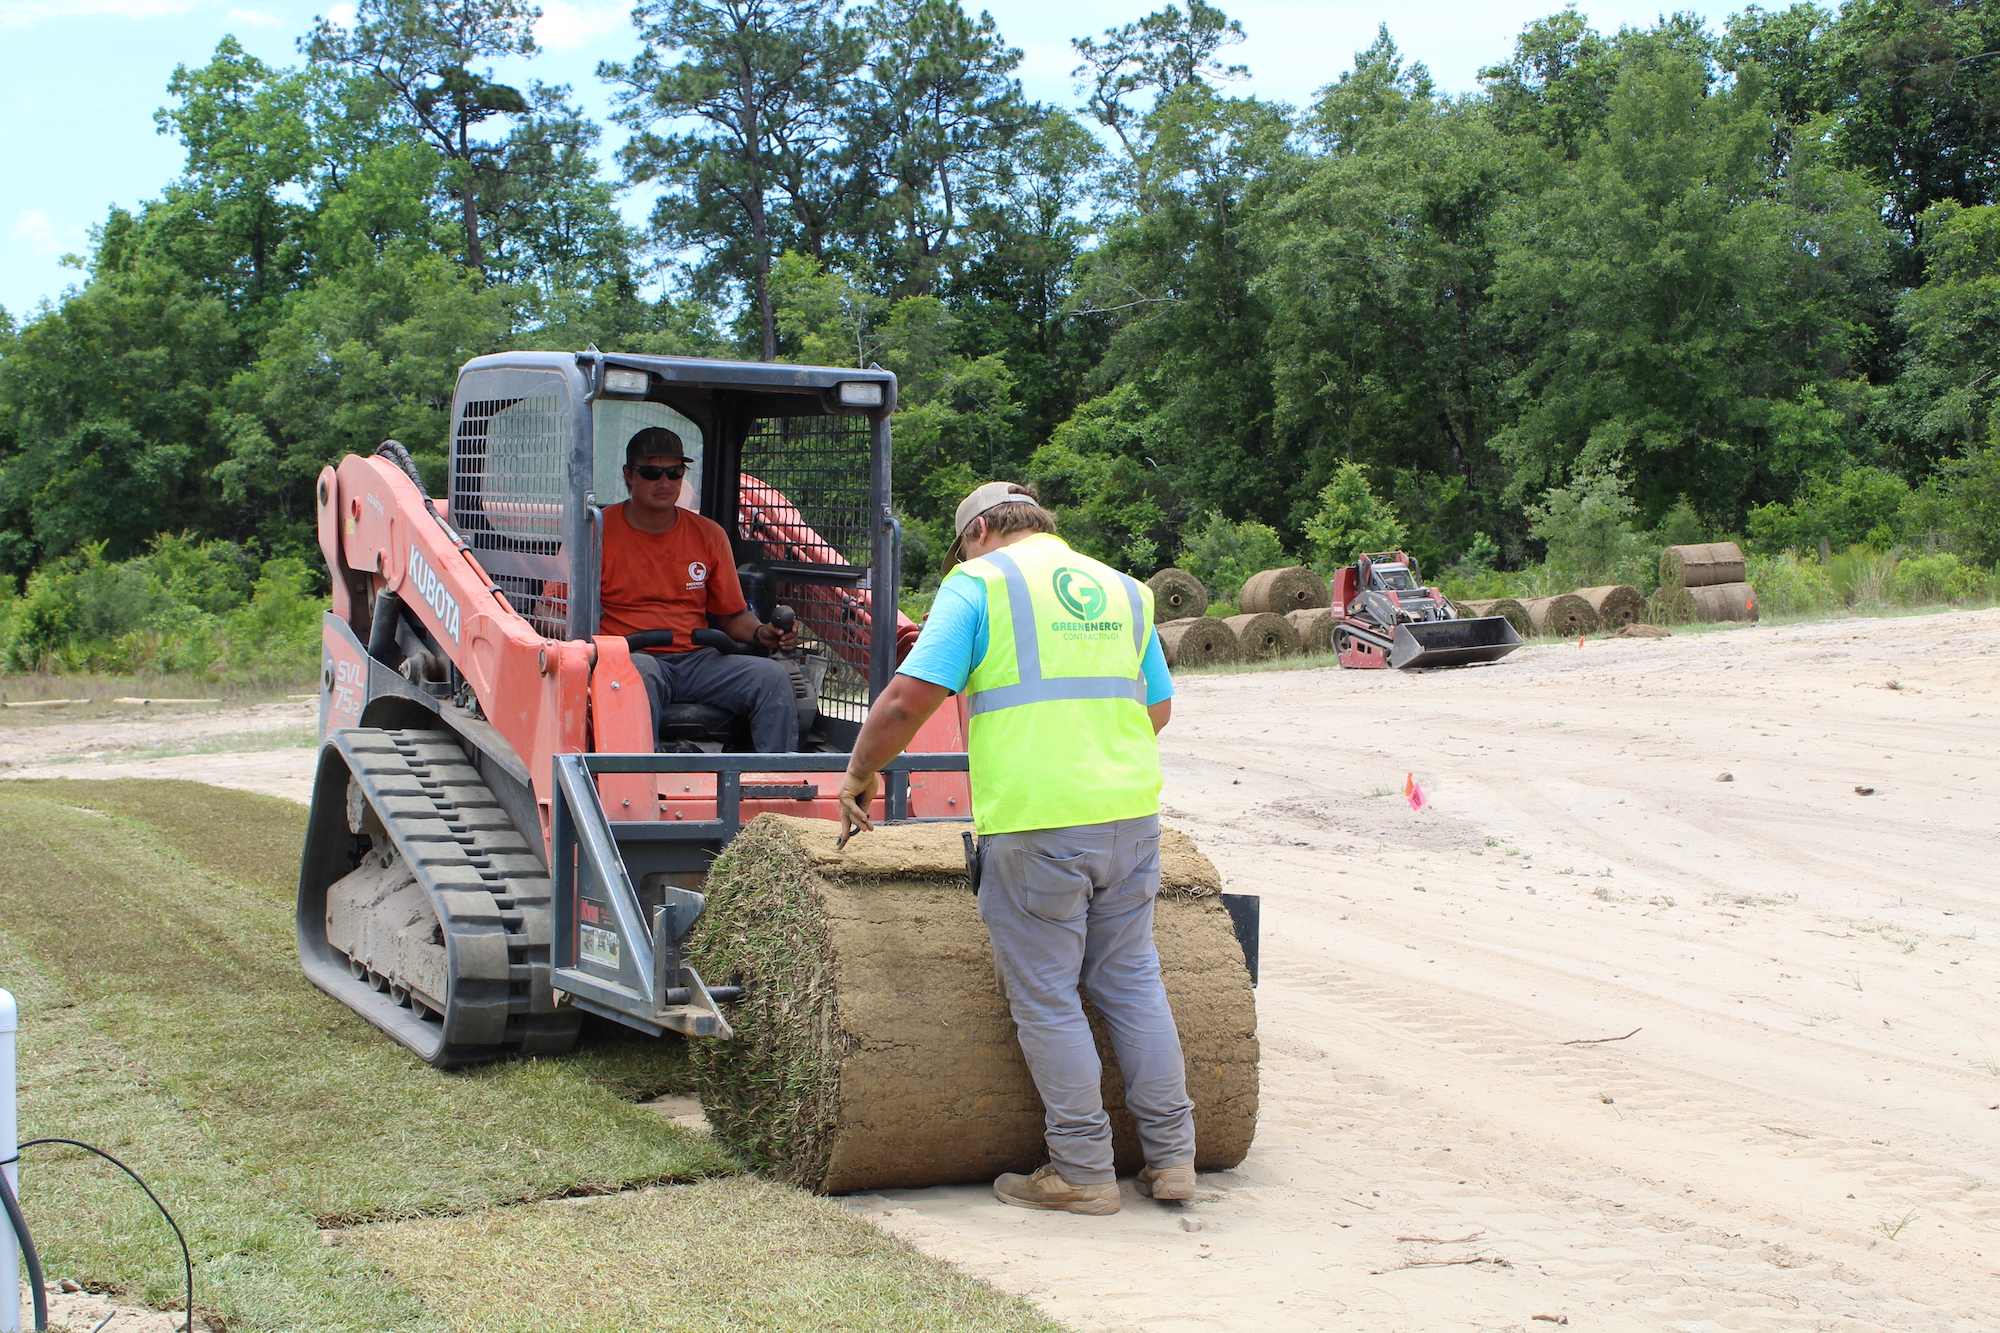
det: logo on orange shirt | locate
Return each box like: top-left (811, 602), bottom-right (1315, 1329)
top-left (687, 560), bottom-right (708, 591)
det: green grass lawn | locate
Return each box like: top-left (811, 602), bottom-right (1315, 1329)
top-left (0, 779), bottom-right (1061, 1333)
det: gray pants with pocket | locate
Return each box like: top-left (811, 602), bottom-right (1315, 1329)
top-left (977, 812), bottom-right (1195, 1183)
top-left (629, 648), bottom-right (797, 753)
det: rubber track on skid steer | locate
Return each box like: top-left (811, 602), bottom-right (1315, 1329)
top-left (331, 728), bottom-right (578, 1067)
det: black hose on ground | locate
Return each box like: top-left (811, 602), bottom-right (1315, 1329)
top-left (0, 1155), bottom-right (48, 1330)
top-left (17, 1139), bottom-right (195, 1333)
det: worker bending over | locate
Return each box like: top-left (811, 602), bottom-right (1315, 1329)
top-left (598, 427), bottom-right (799, 751)
top-left (838, 482), bottom-right (1191, 1215)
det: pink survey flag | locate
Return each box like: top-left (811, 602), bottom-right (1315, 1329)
top-left (1404, 772), bottom-right (1427, 811)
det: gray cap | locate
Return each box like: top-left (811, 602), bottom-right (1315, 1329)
top-left (954, 481), bottom-right (1027, 537)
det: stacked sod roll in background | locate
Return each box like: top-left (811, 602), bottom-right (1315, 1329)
top-left (1238, 567), bottom-right (1329, 616)
top-left (1159, 617), bottom-right (1239, 667)
top-left (1654, 543), bottom-right (1758, 624)
top-left (687, 816), bottom-right (1260, 1193)
top-left (1146, 568), bottom-right (1210, 622)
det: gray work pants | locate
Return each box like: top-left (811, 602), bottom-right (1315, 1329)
top-left (977, 812), bottom-right (1195, 1183)
top-left (629, 648), bottom-right (797, 753)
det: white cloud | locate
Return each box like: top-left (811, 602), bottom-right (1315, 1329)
top-left (225, 6), bottom-right (281, 26)
top-left (324, 1), bottom-right (356, 26)
top-left (11, 209), bottom-right (79, 257)
top-left (0, 0), bottom-right (198, 25)
top-left (534, 0), bottom-right (623, 52)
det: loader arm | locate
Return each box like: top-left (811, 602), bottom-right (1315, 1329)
top-left (316, 452), bottom-right (590, 846)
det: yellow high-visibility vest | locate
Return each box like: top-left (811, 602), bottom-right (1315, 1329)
top-left (958, 533), bottom-right (1161, 834)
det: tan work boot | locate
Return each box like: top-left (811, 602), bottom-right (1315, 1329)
top-left (993, 1163), bottom-right (1121, 1215)
top-left (1136, 1162), bottom-right (1196, 1201)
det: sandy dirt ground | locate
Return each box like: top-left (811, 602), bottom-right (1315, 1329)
top-left (13, 611), bottom-right (1999, 1332)
top-left (0, 698), bottom-right (317, 803)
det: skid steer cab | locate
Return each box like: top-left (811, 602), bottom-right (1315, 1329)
top-left (1332, 551), bottom-right (1523, 670)
top-left (297, 350), bottom-right (971, 1067)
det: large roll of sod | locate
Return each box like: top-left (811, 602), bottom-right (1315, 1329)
top-left (1239, 566), bottom-right (1330, 615)
top-left (1575, 584), bottom-right (1648, 628)
top-left (1223, 612), bottom-right (1301, 660)
top-left (1660, 542), bottom-right (1745, 588)
top-left (1689, 581), bottom-right (1758, 622)
top-left (1522, 593), bottom-right (1601, 637)
top-left (1287, 607), bottom-right (1335, 653)
top-left (1158, 616), bottom-right (1240, 668)
top-left (1649, 584), bottom-right (1697, 626)
top-left (1147, 568), bottom-right (1210, 622)
top-left (687, 815), bottom-right (1259, 1194)
top-left (1463, 598), bottom-right (1531, 638)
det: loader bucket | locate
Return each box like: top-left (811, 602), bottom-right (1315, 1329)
top-left (1388, 616), bottom-right (1524, 669)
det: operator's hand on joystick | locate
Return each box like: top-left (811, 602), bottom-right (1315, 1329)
top-left (837, 768), bottom-right (878, 847)
top-left (755, 619), bottom-right (799, 651)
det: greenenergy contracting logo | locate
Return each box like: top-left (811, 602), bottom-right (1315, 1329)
top-left (1052, 566), bottom-right (1107, 620)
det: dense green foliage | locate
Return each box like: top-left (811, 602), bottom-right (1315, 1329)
top-left (6, 0), bottom-right (2000, 670)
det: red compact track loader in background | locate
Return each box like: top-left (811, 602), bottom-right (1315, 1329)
top-left (297, 350), bottom-right (976, 1066)
top-left (1331, 551), bottom-right (1523, 670)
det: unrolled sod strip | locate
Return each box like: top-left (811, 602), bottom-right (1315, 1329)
top-left (1222, 611), bottom-right (1301, 660)
top-left (1146, 567), bottom-right (1210, 622)
top-left (1158, 617), bottom-right (1241, 668)
top-left (1238, 566), bottom-right (1330, 615)
top-left (1286, 607), bottom-right (1335, 653)
top-left (1521, 593), bottom-right (1602, 637)
top-left (1659, 542), bottom-right (1746, 589)
top-left (1688, 581), bottom-right (1758, 622)
top-left (1462, 598), bottom-right (1531, 638)
top-left (687, 815), bottom-right (1259, 1194)
top-left (1575, 584), bottom-right (1649, 628)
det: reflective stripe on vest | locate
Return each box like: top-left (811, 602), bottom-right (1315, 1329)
top-left (963, 550), bottom-right (1149, 717)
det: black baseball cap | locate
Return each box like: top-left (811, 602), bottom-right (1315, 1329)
top-left (626, 427), bottom-right (692, 464)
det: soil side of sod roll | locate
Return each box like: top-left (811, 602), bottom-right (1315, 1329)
top-left (1660, 542), bottom-right (1746, 589)
top-left (1222, 611), bottom-right (1301, 660)
top-left (1146, 568), bottom-right (1210, 622)
top-left (1575, 584), bottom-right (1649, 628)
top-left (1158, 616), bottom-right (1240, 668)
top-left (1287, 607), bottom-right (1335, 653)
top-left (1463, 598), bottom-right (1532, 638)
top-left (686, 816), bottom-right (1259, 1195)
top-left (1522, 593), bottom-right (1601, 637)
top-left (1239, 566), bottom-right (1330, 615)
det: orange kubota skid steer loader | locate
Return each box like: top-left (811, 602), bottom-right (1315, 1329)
top-left (296, 350), bottom-right (977, 1066)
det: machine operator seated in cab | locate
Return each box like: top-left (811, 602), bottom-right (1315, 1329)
top-left (598, 427), bottom-right (801, 752)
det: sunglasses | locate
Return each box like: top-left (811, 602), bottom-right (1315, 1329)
top-left (629, 463), bottom-right (687, 481)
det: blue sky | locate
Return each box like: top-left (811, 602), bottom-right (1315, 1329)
top-left (0, 0), bottom-right (1731, 319)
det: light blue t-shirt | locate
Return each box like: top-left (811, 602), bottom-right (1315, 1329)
top-left (899, 568), bottom-right (1175, 704)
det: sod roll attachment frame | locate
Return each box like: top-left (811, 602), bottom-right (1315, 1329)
top-left (687, 816), bottom-right (1258, 1194)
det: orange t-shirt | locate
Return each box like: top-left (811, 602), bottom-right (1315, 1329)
top-left (598, 502), bottom-right (746, 651)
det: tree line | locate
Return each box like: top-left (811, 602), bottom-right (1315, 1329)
top-left (3, 0), bottom-right (2000, 629)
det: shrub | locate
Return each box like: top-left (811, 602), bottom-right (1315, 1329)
top-left (1175, 512), bottom-right (1289, 603)
top-left (1302, 463), bottom-right (1406, 573)
top-left (1526, 465), bottom-right (1648, 586)
top-left (1745, 551), bottom-right (1840, 616)
top-left (1886, 551), bottom-right (1986, 605)
top-left (1747, 467), bottom-right (1914, 552)
top-left (217, 558), bottom-right (324, 682)
top-left (1827, 546), bottom-right (1897, 608)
